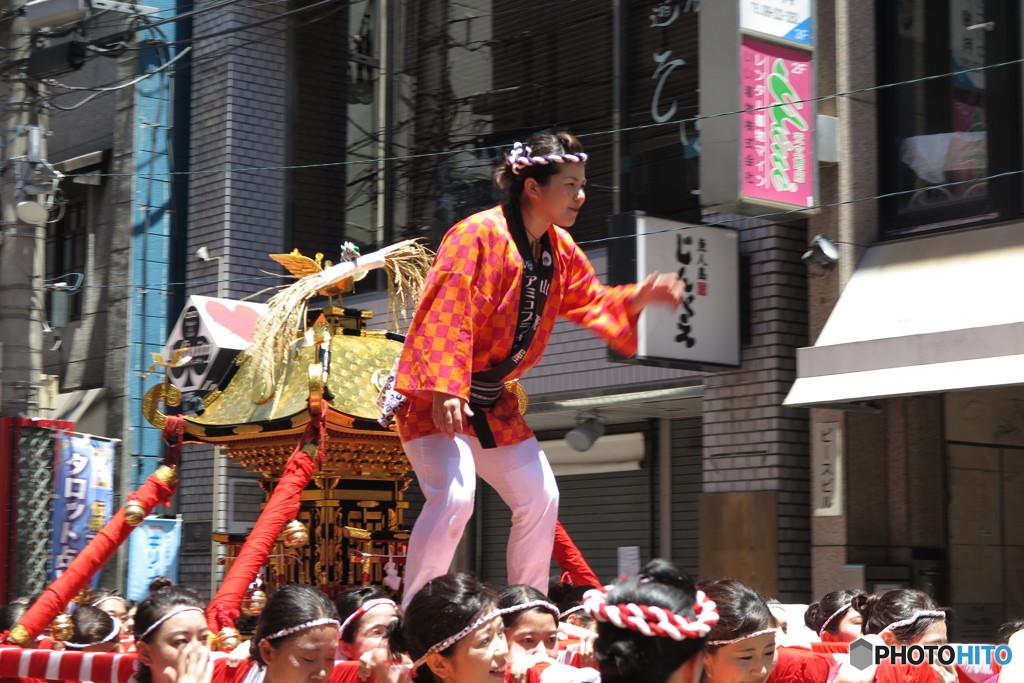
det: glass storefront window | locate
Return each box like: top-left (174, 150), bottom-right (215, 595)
top-left (878, 0), bottom-right (1020, 236)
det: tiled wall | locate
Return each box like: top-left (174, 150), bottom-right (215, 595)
top-left (179, 3), bottom-right (290, 591)
top-left (702, 216), bottom-right (811, 601)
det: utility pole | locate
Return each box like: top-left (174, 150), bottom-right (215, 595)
top-left (0, 0), bottom-right (49, 418)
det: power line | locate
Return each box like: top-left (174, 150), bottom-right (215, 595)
top-left (72, 0), bottom-right (290, 46)
top-left (36, 1), bottom-right (345, 116)
top-left (75, 165), bottom-right (1021, 292)
top-left (114, 0), bottom-right (342, 50)
top-left (186, 0), bottom-right (345, 66)
top-left (62, 55), bottom-right (1024, 180)
top-left (44, 47), bottom-right (191, 110)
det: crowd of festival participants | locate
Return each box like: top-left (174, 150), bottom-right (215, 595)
top-left (2, 563), bottom-right (1023, 683)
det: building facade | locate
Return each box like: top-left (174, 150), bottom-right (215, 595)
top-left (789, 0), bottom-right (1024, 642)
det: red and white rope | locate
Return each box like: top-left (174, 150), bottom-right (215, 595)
top-left (0, 645), bottom-right (137, 682)
top-left (582, 587), bottom-right (719, 641)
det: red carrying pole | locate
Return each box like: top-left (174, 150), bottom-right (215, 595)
top-left (205, 417), bottom-right (321, 634)
top-left (5, 464), bottom-right (178, 646)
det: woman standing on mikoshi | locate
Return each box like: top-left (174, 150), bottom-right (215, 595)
top-left (389, 131), bottom-right (685, 605)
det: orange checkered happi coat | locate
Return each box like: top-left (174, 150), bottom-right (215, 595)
top-left (394, 205), bottom-right (641, 447)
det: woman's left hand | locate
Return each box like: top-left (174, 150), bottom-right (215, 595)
top-left (628, 272), bottom-right (684, 315)
top-left (175, 641), bottom-right (213, 683)
top-left (358, 647), bottom-right (414, 683)
top-left (931, 663), bottom-right (958, 683)
top-left (558, 622), bottom-right (597, 669)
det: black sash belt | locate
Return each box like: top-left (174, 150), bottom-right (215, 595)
top-left (469, 204), bottom-right (553, 448)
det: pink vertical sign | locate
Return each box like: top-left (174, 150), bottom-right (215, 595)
top-left (739, 37), bottom-right (815, 209)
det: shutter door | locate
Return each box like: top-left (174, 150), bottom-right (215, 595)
top-left (671, 417), bottom-right (701, 577)
top-left (478, 453), bottom-right (653, 587)
top-left (477, 417), bottom-right (701, 588)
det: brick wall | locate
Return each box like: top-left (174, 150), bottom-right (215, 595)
top-left (180, 2), bottom-right (290, 590)
top-left (701, 215), bottom-right (811, 602)
top-left (188, 4), bottom-right (289, 300)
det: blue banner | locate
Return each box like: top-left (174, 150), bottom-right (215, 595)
top-left (51, 435), bottom-right (115, 584)
top-left (126, 516), bottom-right (182, 601)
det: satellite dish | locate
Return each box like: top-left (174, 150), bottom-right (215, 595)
top-left (16, 200), bottom-right (49, 224)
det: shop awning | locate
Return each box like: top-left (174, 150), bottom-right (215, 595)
top-left (784, 223), bottom-right (1024, 408)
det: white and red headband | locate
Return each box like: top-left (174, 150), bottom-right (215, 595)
top-left (412, 600), bottom-right (557, 669)
top-left (818, 602), bottom-right (853, 637)
top-left (878, 610), bottom-right (946, 635)
top-left (506, 142), bottom-right (588, 175)
top-left (339, 598), bottom-right (396, 638)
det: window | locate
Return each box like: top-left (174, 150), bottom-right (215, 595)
top-left (877, 0), bottom-right (1021, 237)
top-left (46, 193), bottom-right (88, 321)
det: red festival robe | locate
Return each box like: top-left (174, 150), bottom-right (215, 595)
top-left (395, 205), bottom-right (641, 447)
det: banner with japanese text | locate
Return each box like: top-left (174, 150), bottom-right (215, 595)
top-left (126, 516), bottom-right (182, 601)
top-left (739, 37), bottom-right (815, 209)
top-left (50, 434), bottom-right (115, 584)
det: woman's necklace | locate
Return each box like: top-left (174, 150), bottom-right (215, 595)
top-left (527, 226), bottom-right (545, 261)
top-left (531, 237), bottom-right (543, 261)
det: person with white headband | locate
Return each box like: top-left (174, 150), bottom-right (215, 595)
top-left (389, 130), bottom-right (684, 607)
top-left (853, 589), bottom-right (955, 683)
top-left (231, 584), bottom-right (341, 683)
top-left (64, 604), bottom-right (123, 653)
top-left (804, 589), bottom-right (866, 645)
top-left (91, 589), bottom-right (130, 633)
top-left (333, 586), bottom-right (400, 661)
top-left (496, 584), bottom-right (599, 682)
top-left (549, 582), bottom-right (597, 635)
top-left (582, 559), bottom-right (717, 683)
top-left (133, 586), bottom-right (212, 683)
top-left (398, 572), bottom-right (509, 683)
top-left (699, 579), bottom-right (832, 683)
top-left (498, 585), bottom-right (563, 666)
top-left (854, 589), bottom-right (948, 647)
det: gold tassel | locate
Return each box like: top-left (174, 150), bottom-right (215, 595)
top-left (238, 240), bottom-right (432, 401)
top-left (383, 243), bottom-right (432, 330)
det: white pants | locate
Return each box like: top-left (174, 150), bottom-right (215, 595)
top-left (400, 433), bottom-right (559, 608)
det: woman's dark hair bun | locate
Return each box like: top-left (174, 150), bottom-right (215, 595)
top-left (851, 593), bottom-right (880, 621)
top-left (637, 558), bottom-right (694, 591)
